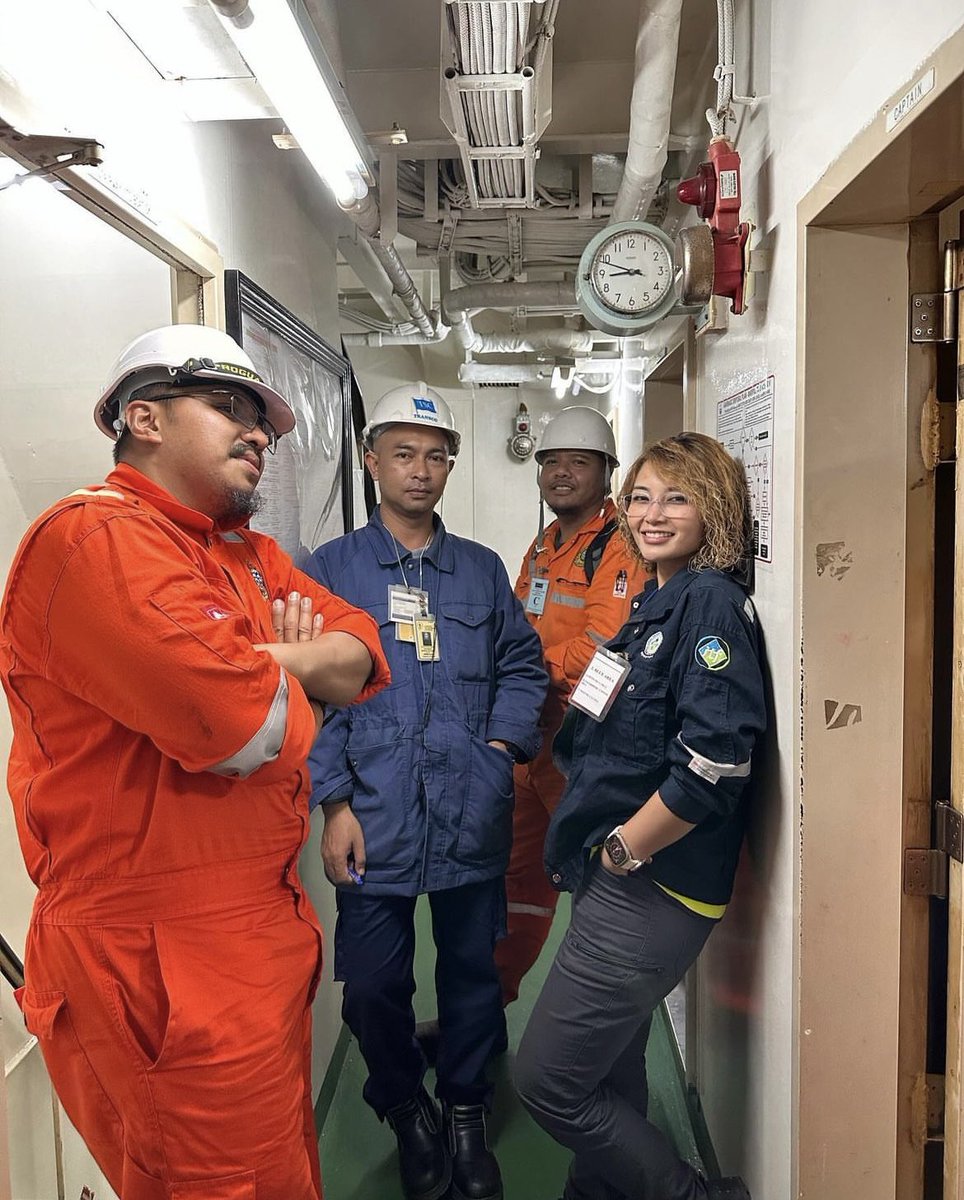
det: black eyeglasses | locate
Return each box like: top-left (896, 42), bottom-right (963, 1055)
top-left (150, 389), bottom-right (278, 454)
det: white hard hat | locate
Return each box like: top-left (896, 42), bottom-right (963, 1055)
top-left (95, 324), bottom-right (295, 440)
top-left (362, 381), bottom-right (461, 457)
top-left (536, 406), bottom-right (618, 466)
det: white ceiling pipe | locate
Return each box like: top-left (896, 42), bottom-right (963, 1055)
top-left (610, 0), bottom-right (684, 223)
top-left (443, 280), bottom-right (578, 319)
top-left (460, 361), bottom-right (642, 384)
top-left (340, 192), bottom-right (439, 339)
top-left (343, 327), bottom-right (452, 347)
top-left (443, 280), bottom-right (585, 355)
top-left (468, 329), bottom-right (596, 354)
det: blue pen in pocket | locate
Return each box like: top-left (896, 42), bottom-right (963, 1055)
top-left (347, 863), bottom-right (365, 886)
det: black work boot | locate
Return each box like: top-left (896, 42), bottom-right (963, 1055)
top-left (705, 1177), bottom-right (752, 1200)
top-left (443, 1102), bottom-right (503, 1200)
top-left (385, 1085), bottom-right (451, 1200)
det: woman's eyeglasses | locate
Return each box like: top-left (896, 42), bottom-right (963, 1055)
top-left (620, 491), bottom-right (696, 517)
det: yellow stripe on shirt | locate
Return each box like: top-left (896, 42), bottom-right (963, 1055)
top-left (655, 882), bottom-right (727, 920)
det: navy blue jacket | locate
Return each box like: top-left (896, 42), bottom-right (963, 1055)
top-left (545, 568), bottom-right (766, 904)
top-left (306, 508), bottom-right (547, 896)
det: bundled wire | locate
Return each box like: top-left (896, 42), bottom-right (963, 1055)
top-left (338, 305), bottom-right (419, 337)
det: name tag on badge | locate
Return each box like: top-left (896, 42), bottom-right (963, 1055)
top-left (414, 615), bottom-right (438, 662)
top-left (388, 584), bottom-right (428, 623)
top-left (526, 577), bottom-right (549, 615)
top-left (569, 646), bottom-right (631, 722)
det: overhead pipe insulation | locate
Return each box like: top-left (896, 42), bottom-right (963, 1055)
top-left (339, 192), bottom-right (441, 340)
top-left (610, 0), bottom-right (684, 223)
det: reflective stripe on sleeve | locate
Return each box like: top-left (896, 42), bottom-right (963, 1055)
top-left (506, 901), bottom-right (556, 918)
top-left (209, 672), bottom-right (289, 778)
top-left (677, 736), bottom-right (750, 785)
top-left (550, 593), bottom-right (586, 609)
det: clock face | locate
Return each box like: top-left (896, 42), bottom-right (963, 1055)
top-left (589, 230), bottom-right (673, 315)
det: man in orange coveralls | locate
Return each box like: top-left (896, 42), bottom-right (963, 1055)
top-left (0, 324), bottom-right (390, 1200)
top-left (494, 406), bottom-right (645, 1004)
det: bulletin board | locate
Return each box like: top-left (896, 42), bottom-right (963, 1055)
top-left (225, 270), bottom-right (354, 562)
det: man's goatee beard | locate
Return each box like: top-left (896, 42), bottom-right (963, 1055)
top-left (220, 488), bottom-right (265, 521)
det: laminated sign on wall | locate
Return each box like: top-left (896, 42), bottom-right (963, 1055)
top-left (716, 375), bottom-right (774, 563)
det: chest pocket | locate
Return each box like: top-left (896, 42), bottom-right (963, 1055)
top-left (439, 602), bottom-right (494, 682)
top-left (601, 658), bottom-right (669, 770)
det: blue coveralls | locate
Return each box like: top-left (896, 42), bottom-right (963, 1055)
top-left (306, 508), bottom-right (547, 1115)
top-left (515, 567), bottom-right (767, 1200)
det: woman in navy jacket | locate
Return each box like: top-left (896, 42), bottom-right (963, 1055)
top-left (515, 433), bottom-right (766, 1200)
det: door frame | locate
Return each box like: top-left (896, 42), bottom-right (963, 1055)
top-left (797, 25), bottom-right (964, 1199)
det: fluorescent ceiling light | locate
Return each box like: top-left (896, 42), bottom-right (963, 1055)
top-left (209, 0), bottom-right (372, 205)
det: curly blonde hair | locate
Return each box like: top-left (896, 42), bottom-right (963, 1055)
top-left (618, 431), bottom-right (752, 574)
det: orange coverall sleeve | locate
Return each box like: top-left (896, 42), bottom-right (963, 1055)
top-left (543, 535), bottom-right (641, 695)
top-left (27, 512), bottom-right (321, 781)
top-left (248, 538), bottom-right (391, 702)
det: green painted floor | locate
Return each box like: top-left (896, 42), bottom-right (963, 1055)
top-left (318, 898), bottom-right (703, 1200)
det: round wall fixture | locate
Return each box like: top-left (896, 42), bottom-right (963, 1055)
top-left (575, 221), bottom-right (677, 336)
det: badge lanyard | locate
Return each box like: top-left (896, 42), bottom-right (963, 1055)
top-left (388, 532), bottom-right (439, 661)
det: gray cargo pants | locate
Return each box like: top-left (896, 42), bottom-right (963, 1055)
top-left (514, 858), bottom-right (716, 1200)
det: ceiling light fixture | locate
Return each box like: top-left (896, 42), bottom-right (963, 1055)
top-left (208, 0), bottom-right (373, 205)
top-left (550, 365), bottom-right (574, 400)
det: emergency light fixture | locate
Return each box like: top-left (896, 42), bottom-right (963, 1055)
top-left (208, 0), bottom-right (373, 205)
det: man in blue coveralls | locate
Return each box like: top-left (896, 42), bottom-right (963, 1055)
top-left (305, 382), bottom-right (547, 1200)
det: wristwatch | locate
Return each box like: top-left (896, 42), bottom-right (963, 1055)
top-left (603, 825), bottom-right (646, 872)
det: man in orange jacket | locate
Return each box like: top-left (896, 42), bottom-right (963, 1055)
top-left (0, 324), bottom-right (390, 1200)
top-left (494, 407), bottom-right (645, 1004)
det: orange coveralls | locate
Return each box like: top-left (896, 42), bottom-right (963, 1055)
top-left (494, 499), bottom-right (645, 1002)
top-left (0, 463), bottom-right (389, 1200)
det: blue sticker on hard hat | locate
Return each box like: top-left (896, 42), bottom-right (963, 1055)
top-left (413, 397), bottom-right (438, 414)
top-left (695, 636), bottom-right (730, 671)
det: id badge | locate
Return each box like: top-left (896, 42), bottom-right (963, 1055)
top-left (397, 616), bottom-right (440, 658)
top-left (389, 584), bottom-right (428, 623)
top-left (414, 615), bottom-right (437, 662)
top-left (526, 577), bottom-right (549, 615)
top-left (568, 646), bottom-right (631, 722)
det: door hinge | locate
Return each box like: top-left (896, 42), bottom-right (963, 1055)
top-left (903, 848), bottom-right (947, 897)
top-left (911, 240), bottom-right (964, 343)
top-left (902, 806), bottom-right (964, 892)
top-left (904, 803), bottom-right (964, 896)
top-left (937, 801), bottom-right (964, 862)
top-left (911, 293), bottom-right (945, 342)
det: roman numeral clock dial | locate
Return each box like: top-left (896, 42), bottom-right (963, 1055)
top-left (575, 221), bottom-right (678, 336)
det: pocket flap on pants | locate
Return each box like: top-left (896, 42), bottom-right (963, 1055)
top-left (16, 987), bottom-right (66, 1040)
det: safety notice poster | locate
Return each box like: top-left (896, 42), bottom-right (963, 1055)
top-left (716, 376), bottom-right (774, 563)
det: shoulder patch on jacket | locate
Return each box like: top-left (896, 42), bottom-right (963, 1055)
top-left (695, 635), bottom-right (731, 671)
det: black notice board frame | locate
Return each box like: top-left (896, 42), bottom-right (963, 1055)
top-left (224, 269), bottom-right (354, 533)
